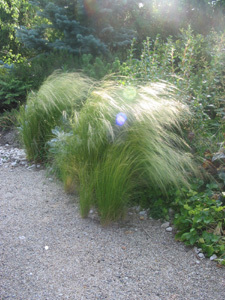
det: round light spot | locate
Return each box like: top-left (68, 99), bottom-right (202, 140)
top-left (116, 112), bottom-right (127, 126)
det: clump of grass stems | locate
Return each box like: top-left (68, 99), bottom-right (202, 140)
top-left (47, 76), bottom-right (199, 224)
top-left (18, 71), bottom-right (94, 161)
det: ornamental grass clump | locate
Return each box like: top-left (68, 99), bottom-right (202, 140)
top-left (50, 78), bottom-right (199, 224)
top-left (18, 72), bottom-right (94, 161)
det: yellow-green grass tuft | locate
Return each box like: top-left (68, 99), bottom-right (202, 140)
top-left (19, 72), bottom-right (200, 223)
top-left (52, 78), bottom-right (199, 224)
top-left (18, 71), bottom-right (94, 161)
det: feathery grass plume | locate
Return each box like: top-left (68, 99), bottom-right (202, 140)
top-left (93, 144), bottom-right (139, 223)
top-left (18, 71), bottom-right (94, 161)
top-left (52, 79), bottom-right (199, 224)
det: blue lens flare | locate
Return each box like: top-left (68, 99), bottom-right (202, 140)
top-left (116, 112), bottom-right (127, 126)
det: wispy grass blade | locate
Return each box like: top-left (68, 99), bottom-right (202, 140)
top-left (18, 71), bottom-right (94, 161)
top-left (55, 79), bottom-right (199, 223)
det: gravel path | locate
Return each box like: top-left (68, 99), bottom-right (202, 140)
top-left (0, 140), bottom-right (225, 300)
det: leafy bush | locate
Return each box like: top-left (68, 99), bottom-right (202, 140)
top-left (0, 64), bottom-right (31, 112)
top-left (0, 51), bottom-right (79, 111)
top-left (173, 182), bottom-right (225, 264)
top-left (0, 51), bottom-right (121, 112)
top-left (0, 109), bottom-right (19, 131)
top-left (118, 28), bottom-right (225, 156)
top-left (201, 141), bottom-right (225, 190)
top-left (81, 54), bottom-right (111, 79)
top-left (0, 75), bottom-right (31, 112)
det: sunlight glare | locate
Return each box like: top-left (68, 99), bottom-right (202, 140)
top-left (116, 112), bottom-right (127, 126)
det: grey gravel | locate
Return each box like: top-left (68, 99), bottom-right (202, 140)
top-left (0, 144), bottom-right (225, 300)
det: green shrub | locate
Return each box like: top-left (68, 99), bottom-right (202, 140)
top-left (118, 28), bottom-right (225, 156)
top-left (81, 54), bottom-right (112, 79)
top-left (0, 66), bottom-right (32, 112)
top-left (47, 75), bottom-right (199, 224)
top-left (173, 182), bottom-right (225, 264)
top-left (1, 51), bottom-right (79, 111)
top-left (0, 109), bottom-right (19, 131)
top-left (1, 51), bottom-right (121, 113)
top-left (23, 51), bottom-right (81, 91)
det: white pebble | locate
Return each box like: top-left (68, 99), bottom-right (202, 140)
top-left (194, 247), bottom-right (200, 254)
top-left (198, 253), bottom-right (205, 259)
top-left (161, 222), bottom-right (170, 229)
top-left (210, 254), bottom-right (217, 261)
top-left (139, 211), bottom-right (147, 216)
top-left (166, 227), bottom-right (173, 232)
